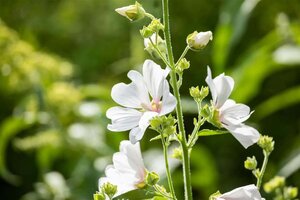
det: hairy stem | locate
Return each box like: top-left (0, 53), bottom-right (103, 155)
top-left (162, 0), bottom-right (193, 199)
top-left (160, 134), bottom-right (177, 199)
top-left (256, 151), bottom-right (270, 189)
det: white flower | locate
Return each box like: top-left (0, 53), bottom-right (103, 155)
top-left (187, 31), bottom-right (213, 50)
top-left (216, 184), bottom-right (263, 200)
top-left (99, 140), bottom-right (147, 197)
top-left (106, 59), bottom-right (176, 144)
top-left (205, 66), bottom-right (260, 148)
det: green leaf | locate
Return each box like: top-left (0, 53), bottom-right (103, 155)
top-left (197, 129), bottom-right (228, 137)
top-left (113, 189), bottom-right (154, 200)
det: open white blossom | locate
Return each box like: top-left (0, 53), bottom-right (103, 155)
top-left (99, 140), bottom-right (147, 197)
top-left (216, 184), bottom-right (263, 200)
top-left (106, 59), bottom-right (176, 144)
top-left (206, 66), bottom-right (260, 148)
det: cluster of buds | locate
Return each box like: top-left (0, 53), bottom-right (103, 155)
top-left (175, 58), bottom-right (190, 74)
top-left (258, 135), bottom-right (275, 154)
top-left (94, 182), bottom-right (117, 200)
top-left (140, 19), bottom-right (164, 38)
top-left (264, 176), bottom-right (298, 199)
top-left (150, 115), bottom-right (177, 139)
top-left (190, 86), bottom-right (209, 103)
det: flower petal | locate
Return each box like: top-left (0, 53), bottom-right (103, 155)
top-left (205, 66), bottom-right (218, 104)
top-left (217, 184), bottom-right (262, 200)
top-left (129, 111), bottom-right (158, 144)
top-left (143, 60), bottom-right (167, 101)
top-left (106, 106), bottom-right (142, 132)
top-left (220, 100), bottom-right (253, 125)
top-left (160, 80), bottom-right (177, 115)
top-left (111, 69), bottom-right (150, 108)
top-left (213, 73), bottom-right (234, 108)
top-left (224, 124), bottom-right (260, 148)
top-left (205, 66), bottom-right (234, 108)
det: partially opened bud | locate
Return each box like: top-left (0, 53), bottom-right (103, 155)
top-left (115, 2), bottom-right (146, 22)
top-left (186, 31), bottom-right (213, 51)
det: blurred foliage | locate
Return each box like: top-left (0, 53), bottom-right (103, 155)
top-left (0, 0), bottom-right (299, 199)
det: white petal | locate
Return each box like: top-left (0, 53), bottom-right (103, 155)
top-left (224, 124), bottom-right (260, 148)
top-left (106, 107), bottom-right (142, 132)
top-left (217, 184), bottom-right (262, 200)
top-left (127, 70), bottom-right (150, 105)
top-left (129, 111), bottom-right (158, 144)
top-left (220, 100), bottom-right (253, 125)
top-left (213, 73), bottom-right (234, 108)
top-left (111, 69), bottom-right (150, 109)
top-left (205, 66), bottom-right (218, 104)
top-left (129, 127), bottom-right (144, 144)
top-left (143, 60), bottom-right (167, 101)
top-left (118, 141), bottom-right (146, 181)
top-left (160, 80), bottom-right (177, 115)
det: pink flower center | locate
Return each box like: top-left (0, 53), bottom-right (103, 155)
top-left (150, 100), bottom-right (162, 112)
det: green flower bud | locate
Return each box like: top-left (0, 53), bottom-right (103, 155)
top-left (101, 182), bottom-right (117, 199)
top-left (285, 186), bottom-right (298, 199)
top-left (146, 171), bottom-right (160, 186)
top-left (115, 2), bottom-right (146, 22)
top-left (148, 18), bottom-right (164, 33)
top-left (94, 192), bottom-right (105, 200)
top-left (258, 135), bottom-right (274, 153)
top-left (176, 58), bottom-right (190, 73)
top-left (209, 191), bottom-right (222, 200)
top-left (190, 86), bottom-right (201, 98)
top-left (244, 156), bottom-right (257, 170)
top-left (140, 26), bottom-right (155, 38)
top-left (172, 147), bottom-right (182, 160)
top-left (186, 31), bottom-right (213, 51)
top-left (264, 176), bottom-right (286, 193)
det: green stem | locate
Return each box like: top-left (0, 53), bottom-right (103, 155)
top-left (162, 0), bottom-right (192, 199)
top-left (175, 46), bottom-right (190, 67)
top-left (256, 151), bottom-right (270, 190)
top-left (187, 102), bottom-right (204, 148)
top-left (160, 134), bottom-right (177, 200)
top-left (149, 38), bottom-right (170, 67)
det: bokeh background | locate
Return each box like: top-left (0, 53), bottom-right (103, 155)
top-left (0, 0), bottom-right (300, 199)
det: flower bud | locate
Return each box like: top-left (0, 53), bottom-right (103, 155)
top-left (101, 182), bottom-right (117, 199)
top-left (140, 26), bottom-right (155, 38)
top-left (244, 156), bottom-right (257, 170)
top-left (264, 176), bottom-right (285, 193)
top-left (93, 192), bottom-right (105, 200)
top-left (148, 18), bottom-right (164, 32)
top-left (186, 31), bottom-right (213, 51)
top-left (146, 171), bottom-right (160, 186)
top-left (115, 2), bottom-right (146, 22)
top-left (285, 187), bottom-right (298, 199)
top-left (258, 135), bottom-right (274, 153)
top-left (172, 147), bottom-right (182, 160)
top-left (176, 58), bottom-right (190, 73)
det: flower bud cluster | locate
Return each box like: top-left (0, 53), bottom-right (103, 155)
top-left (175, 58), bottom-right (190, 74)
top-left (264, 176), bottom-right (298, 199)
top-left (140, 19), bottom-right (164, 38)
top-left (190, 86), bottom-right (209, 102)
top-left (258, 135), bottom-right (274, 154)
top-left (150, 115), bottom-right (177, 138)
top-left (94, 182), bottom-right (117, 200)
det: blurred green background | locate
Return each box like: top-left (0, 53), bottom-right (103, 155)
top-left (0, 0), bottom-right (300, 199)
